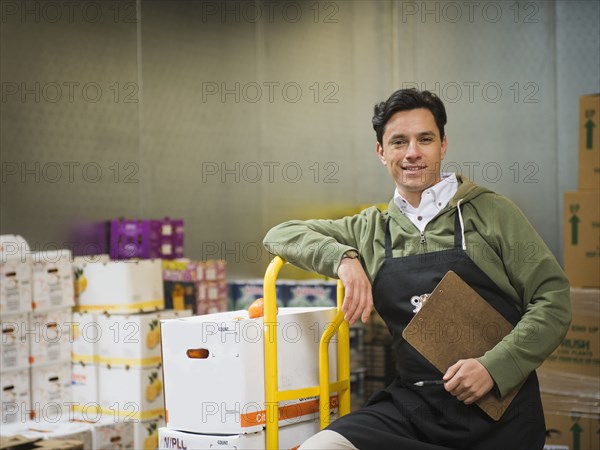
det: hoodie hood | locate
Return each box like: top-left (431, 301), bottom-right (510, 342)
top-left (448, 175), bottom-right (493, 207)
top-left (387, 175), bottom-right (492, 217)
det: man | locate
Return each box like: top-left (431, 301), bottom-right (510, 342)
top-left (263, 89), bottom-right (570, 449)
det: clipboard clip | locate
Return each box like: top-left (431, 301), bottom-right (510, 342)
top-left (410, 293), bottom-right (431, 314)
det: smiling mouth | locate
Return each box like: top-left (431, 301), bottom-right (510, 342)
top-left (402, 165), bottom-right (427, 172)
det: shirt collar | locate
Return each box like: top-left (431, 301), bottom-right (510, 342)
top-left (393, 173), bottom-right (458, 214)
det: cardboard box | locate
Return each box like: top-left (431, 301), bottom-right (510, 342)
top-left (161, 307), bottom-right (338, 434)
top-left (0, 435), bottom-right (84, 450)
top-left (158, 419), bottom-right (321, 450)
top-left (0, 421), bottom-right (92, 449)
top-left (109, 218), bottom-right (184, 260)
top-left (542, 392), bottom-right (599, 450)
top-left (162, 281), bottom-right (196, 312)
top-left (164, 280), bottom-right (228, 315)
top-left (71, 313), bottom-right (100, 364)
top-left (1, 256), bottom-right (32, 316)
top-left (542, 288), bottom-right (600, 378)
top-left (578, 94), bottom-right (600, 191)
top-left (31, 250), bottom-right (74, 312)
top-left (287, 280), bottom-right (337, 307)
top-left (74, 259), bottom-right (164, 314)
top-left (30, 363), bottom-right (72, 421)
top-left (162, 259), bottom-right (226, 282)
top-left (70, 362), bottom-right (100, 419)
top-left (1, 313), bottom-right (30, 371)
top-left (1, 369), bottom-right (30, 424)
top-left (29, 307), bottom-right (73, 367)
top-left (97, 365), bottom-right (164, 421)
top-left (563, 191), bottom-right (600, 288)
top-left (229, 279), bottom-right (286, 310)
top-left (195, 280), bottom-right (228, 315)
top-left (96, 310), bottom-right (191, 367)
top-left (133, 418), bottom-right (164, 450)
top-left (89, 419), bottom-right (134, 449)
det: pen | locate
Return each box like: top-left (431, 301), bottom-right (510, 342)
top-left (413, 380), bottom-right (446, 386)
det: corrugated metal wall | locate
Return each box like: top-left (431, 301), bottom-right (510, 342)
top-left (1, 0), bottom-right (599, 278)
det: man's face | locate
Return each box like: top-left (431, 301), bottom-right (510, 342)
top-left (376, 108), bottom-right (448, 206)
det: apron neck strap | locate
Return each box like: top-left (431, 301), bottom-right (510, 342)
top-left (384, 206), bottom-right (465, 259)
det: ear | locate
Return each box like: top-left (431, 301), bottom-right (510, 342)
top-left (441, 135), bottom-right (448, 160)
top-left (376, 142), bottom-right (386, 165)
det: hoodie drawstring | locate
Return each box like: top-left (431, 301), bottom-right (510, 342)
top-left (456, 199), bottom-right (467, 251)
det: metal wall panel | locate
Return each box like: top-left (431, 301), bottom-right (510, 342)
top-left (1, 1), bottom-right (598, 278)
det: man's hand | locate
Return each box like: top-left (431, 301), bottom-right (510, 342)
top-left (442, 359), bottom-right (494, 405)
top-left (337, 257), bottom-right (373, 325)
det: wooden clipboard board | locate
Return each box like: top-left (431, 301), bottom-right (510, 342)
top-left (402, 270), bottom-right (522, 421)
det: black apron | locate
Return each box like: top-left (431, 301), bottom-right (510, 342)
top-left (328, 211), bottom-right (546, 450)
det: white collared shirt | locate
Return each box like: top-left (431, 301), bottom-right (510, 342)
top-left (393, 173), bottom-right (458, 232)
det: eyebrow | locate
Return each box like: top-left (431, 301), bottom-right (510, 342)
top-left (387, 131), bottom-right (437, 142)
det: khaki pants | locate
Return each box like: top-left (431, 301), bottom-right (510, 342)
top-left (299, 430), bottom-right (358, 449)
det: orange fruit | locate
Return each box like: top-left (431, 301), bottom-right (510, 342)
top-left (248, 297), bottom-right (277, 318)
top-left (248, 298), bottom-right (264, 318)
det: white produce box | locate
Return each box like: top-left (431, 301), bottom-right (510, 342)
top-left (30, 362), bottom-right (72, 422)
top-left (29, 307), bottom-right (73, 367)
top-left (97, 309), bottom-right (191, 368)
top-left (0, 253), bottom-right (32, 315)
top-left (133, 417), bottom-right (164, 450)
top-left (158, 419), bottom-right (321, 450)
top-left (32, 249), bottom-right (74, 312)
top-left (75, 259), bottom-right (164, 314)
top-left (98, 365), bottom-right (164, 421)
top-left (1, 312), bottom-right (30, 371)
top-left (89, 418), bottom-right (134, 449)
top-left (0, 419), bottom-right (93, 449)
top-left (0, 368), bottom-right (30, 424)
top-left (71, 312), bottom-right (100, 364)
top-left (71, 362), bottom-right (100, 420)
top-left (161, 307), bottom-right (338, 434)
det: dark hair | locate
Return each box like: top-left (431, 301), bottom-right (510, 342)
top-left (372, 89), bottom-right (447, 145)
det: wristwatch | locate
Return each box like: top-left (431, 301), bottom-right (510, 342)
top-left (341, 250), bottom-right (359, 260)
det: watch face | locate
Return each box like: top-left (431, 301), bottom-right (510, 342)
top-left (344, 250), bottom-right (359, 259)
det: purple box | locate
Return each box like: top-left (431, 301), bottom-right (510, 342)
top-left (109, 218), bottom-right (184, 260)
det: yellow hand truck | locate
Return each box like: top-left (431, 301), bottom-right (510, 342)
top-left (263, 256), bottom-right (351, 450)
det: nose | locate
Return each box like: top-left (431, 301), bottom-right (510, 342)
top-left (405, 139), bottom-right (421, 159)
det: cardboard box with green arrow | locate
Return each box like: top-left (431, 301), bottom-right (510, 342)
top-left (563, 191), bottom-right (600, 288)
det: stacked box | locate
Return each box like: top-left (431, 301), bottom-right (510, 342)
top-left (30, 363), bottom-right (72, 421)
top-left (110, 218), bottom-right (184, 260)
top-left (1, 368), bottom-right (30, 424)
top-left (28, 307), bottom-right (73, 367)
top-left (0, 420), bottom-right (93, 449)
top-left (577, 94), bottom-right (600, 191)
top-left (31, 250), bottom-right (75, 312)
top-left (158, 420), bottom-right (321, 450)
top-left (564, 94), bottom-right (600, 288)
top-left (286, 280), bottom-right (337, 307)
top-left (0, 435), bottom-right (83, 450)
top-left (349, 324), bottom-right (366, 411)
top-left (541, 288), bottom-right (600, 378)
top-left (1, 236), bottom-right (33, 425)
top-left (96, 310), bottom-right (191, 368)
top-left (160, 308), bottom-right (339, 435)
top-left (228, 279), bottom-right (286, 310)
top-left (74, 259), bottom-right (164, 314)
top-left (70, 310), bottom-right (190, 422)
top-left (88, 419), bottom-right (134, 449)
top-left (162, 259), bottom-right (228, 314)
top-left (133, 417), bottom-right (164, 450)
top-left (539, 288), bottom-right (600, 450)
top-left (93, 309), bottom-right (190, 421)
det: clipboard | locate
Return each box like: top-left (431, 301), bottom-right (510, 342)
top-left (402, 270), bottom-right (522, 421)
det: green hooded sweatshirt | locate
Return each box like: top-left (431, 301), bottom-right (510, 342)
top-left (263, 175), bottom-right (571, 397)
